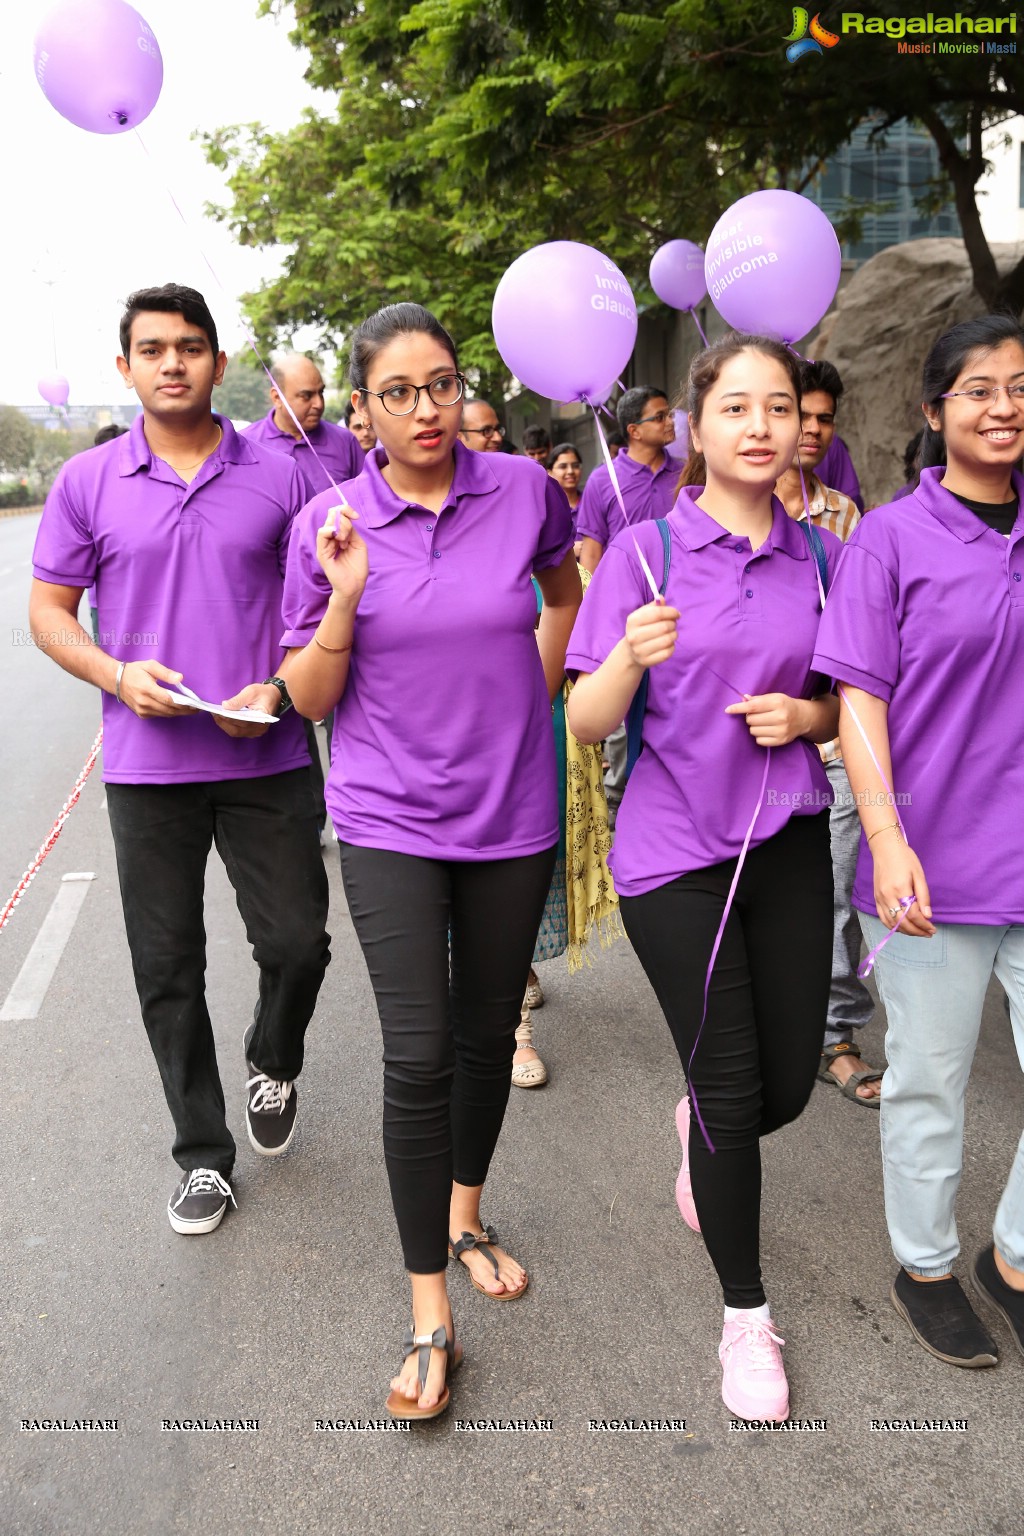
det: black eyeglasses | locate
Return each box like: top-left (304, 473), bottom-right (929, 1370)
top-left (635, 409), bottom-right (673, 426)
top-left (463, 423), bottom-right (506, 439)
top-left (361, 373), bottom-right (466, 417)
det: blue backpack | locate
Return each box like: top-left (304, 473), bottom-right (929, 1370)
top-left (623, 516), bottom-right (829, 780)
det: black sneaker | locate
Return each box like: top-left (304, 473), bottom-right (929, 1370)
top-left (243, 1021), bottom-right (298, 1157)
top-left (969, 1244), bottom-right (1024, 1358)
top-left (167, 1168), bottom-right (236, 1235)
top-left (890, 1268), bottom-right (998, 1368)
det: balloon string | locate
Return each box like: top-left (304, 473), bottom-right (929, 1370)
top-left (796, 461), bottom-right (827, 609)
top-left (585, 396), bottom-right (660, 601)
top-left (688, 748), bottom-right (772, 1154)
top-left (689, 309), bottom-right (710, 348)
top-left (131, 129), bottom-right (345, 501)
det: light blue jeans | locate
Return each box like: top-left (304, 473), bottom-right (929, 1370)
top-left (823, 760), bottom-right (874, 1047)
top-left (861, 915), bottom-right (1024, 1276)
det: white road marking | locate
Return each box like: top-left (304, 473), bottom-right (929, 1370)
top-left (1, 873), bottom-right (95, 1021)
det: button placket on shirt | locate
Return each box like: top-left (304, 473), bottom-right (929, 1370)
top-left (733, 540), bottom-right (763, 618)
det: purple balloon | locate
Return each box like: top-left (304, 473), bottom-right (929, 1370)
top-left (492, 242), bottom-right (638, 403)
top-left (34, 0), bottom-right (163, 135)
top-left (650, 240), bottom-right (707, 311)
top-left (38, 374), bottom-right (71, 407)
top-left (704, 191), bottom-right (841, 343)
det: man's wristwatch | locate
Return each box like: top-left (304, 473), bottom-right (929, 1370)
top-left (262, 676), bottom-right (293, 717)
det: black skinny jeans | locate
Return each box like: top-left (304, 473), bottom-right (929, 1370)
top-left (620, 812), bottom-right (832, 1309)
top-left (107, 770), bottom-right (331, 1177)
top-left (340, 841), bottom-right (557, 1274)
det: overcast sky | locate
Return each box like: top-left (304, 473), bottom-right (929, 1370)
top-left (0, 0), bottom-right (323, 406)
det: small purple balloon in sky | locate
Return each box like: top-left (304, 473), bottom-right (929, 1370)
top-left (38, 374), bottom-right (71, 407)
top-left (34, 0), bottom-right (163, 136)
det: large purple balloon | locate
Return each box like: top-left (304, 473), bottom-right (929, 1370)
top-left (704, 191), bottom-right (841, 343)
top-left (38, 374), bottom-right (71, 407)
top-left (650, 240), bottom-right (707, 312)
top-left (34, 0), bottom-right (163, 135)
top-left (492, 242), bottom-right (638, 403)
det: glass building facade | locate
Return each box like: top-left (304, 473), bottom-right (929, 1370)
top-left (807, 117), bottom-right (961, 263)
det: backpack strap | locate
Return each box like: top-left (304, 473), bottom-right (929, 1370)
top-left (801, 517), bottom-right (829, 597)
top-left (625, 520), bottom-right (672, 779)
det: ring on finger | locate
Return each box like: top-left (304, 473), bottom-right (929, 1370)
top-left (887, 905), bottom-right (900, 917)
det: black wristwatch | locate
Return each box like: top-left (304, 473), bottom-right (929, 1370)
top-left (262, 675), bottom-right (293, 717)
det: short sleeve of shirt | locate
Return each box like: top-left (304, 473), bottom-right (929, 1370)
top-left (574, 467), bottom-right (611, 546)
top-left (277, 461), bottom-right (311, 577)
top-left (32, 462), bottom-right (97, 588)
top-left (812, 538), bottom-right (900, 701)
top-left (565, 539), bottom-right (647, 674)
top-left (533, 475), bottom-right (575, 572)
top-left (280, 497), bottom-right (333, 648)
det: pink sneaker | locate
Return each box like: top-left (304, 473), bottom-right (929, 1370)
top-left (719, 1313), bottom-right (789, 1422)
top-left (674, 1095), bottom-right (700, 1232)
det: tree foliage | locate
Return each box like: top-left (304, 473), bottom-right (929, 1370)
top-left (205, 0), bottom-right (1022, 394)
top-left (216, 349), bottom-right (275, 422)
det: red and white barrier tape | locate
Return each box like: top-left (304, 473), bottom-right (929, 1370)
top-left (0, 728), bottom-right (103, 934)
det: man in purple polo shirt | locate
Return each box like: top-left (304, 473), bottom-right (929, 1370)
top-left (576, 385), bottom-right (681, 820)
top-left (577, 385), bottom-right (681, 574)
top-left (244, 353), bottom-right (363, 500)
top-left (29, 284), bottom-right (331, 1237)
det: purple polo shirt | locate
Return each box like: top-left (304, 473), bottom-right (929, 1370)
top-left (32, 414), bottom-right (310, 784)
top-left (281, 441), bottom-right (574, 859)
top-left (812, 467), bottom-right (1024, 924)
top-left (575, 450), bottom-right (683, 549)
top-left (817, 437), bottom-right (863, 513)
top-left (243, 411), bottom-right (363, 500)
top-left (566, 486), bottom-right (841, 897)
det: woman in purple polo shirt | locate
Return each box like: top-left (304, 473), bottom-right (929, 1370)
top-left (813, 313), bottom-right (1024, 1371)
top-left (280, 304), bottom-right (581, 1420)
top-left (566, 334), bottom-right (841, 1423)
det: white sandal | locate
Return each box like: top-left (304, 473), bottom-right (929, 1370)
top-left (512, 1004), bottom-right (548, 1088)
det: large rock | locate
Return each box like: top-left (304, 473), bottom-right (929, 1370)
top-left (812, 238), bottom-right (1023, 506)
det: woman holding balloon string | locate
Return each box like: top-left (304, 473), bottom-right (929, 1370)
top-left (279, 303), bottom-right (581, 1420)
top-left (566, 333), bottom-right (841, 1423)
top-left (812, 314), bottom-right (1024, 1370)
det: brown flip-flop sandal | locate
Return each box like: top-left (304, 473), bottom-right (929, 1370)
top-left (449, 1224), bottom-right (529, 1301)
top-left (385, 1323), bottom-right (462, 1421)
top-left (817, 1042), bottom-right (884, 1109)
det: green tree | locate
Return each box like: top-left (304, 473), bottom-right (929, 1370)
top-left (0, 405), bottom-right (38, 474)
top-left (216, 349), bottom-right (275, 422)
top-left (205, 0), bottom-right (1022, 389)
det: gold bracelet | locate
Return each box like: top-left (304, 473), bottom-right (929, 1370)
top-left (314, 635), bottom-right (352, 654)
top-left (867, 822), bottom-right (903, 843)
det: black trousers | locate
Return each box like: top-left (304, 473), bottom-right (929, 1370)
top-left (340, 841), bottom-right (557, 1274)
top-left (107, 770), bottom-right (331, 1177)
top-left (620, 812), bottom-right (832, 1308)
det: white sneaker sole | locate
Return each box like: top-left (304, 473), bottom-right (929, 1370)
top-left (167, 1199), bottom-right (227, 1236)
top-left (246, 1112), bottom-right (297, 1158)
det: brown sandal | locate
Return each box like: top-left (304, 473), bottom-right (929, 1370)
top-left (449, 1224), bottom-right (529, 1301)
top-left (817, 1042), bottom-right (884, 1109)
top-left (384, 1323), bottom-right (462, 1421)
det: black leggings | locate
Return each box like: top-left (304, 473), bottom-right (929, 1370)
top-left (620, 812), bottom-right (832, 1308)
top-left (339, 841), bottom-right (557, 1274)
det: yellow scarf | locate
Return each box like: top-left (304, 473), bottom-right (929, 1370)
top-left (563, 677), bottom-right (623, 972)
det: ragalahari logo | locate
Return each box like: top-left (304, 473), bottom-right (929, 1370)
top-left (784, 8), bottom-right (841, 62)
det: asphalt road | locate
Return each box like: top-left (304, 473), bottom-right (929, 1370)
top-left (2, 510), bottom-right (1022, 1536)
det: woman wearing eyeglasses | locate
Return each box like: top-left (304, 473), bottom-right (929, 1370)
top-left (280, 303), bottom-right (581, 1420)
top-left (813, 314), bottom-right (1024, 1370)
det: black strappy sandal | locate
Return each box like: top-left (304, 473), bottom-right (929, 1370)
top-left (385, 1323), bottom-right (462, 1421)
top-left (449, 1224), bottom-right (529, 1301)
